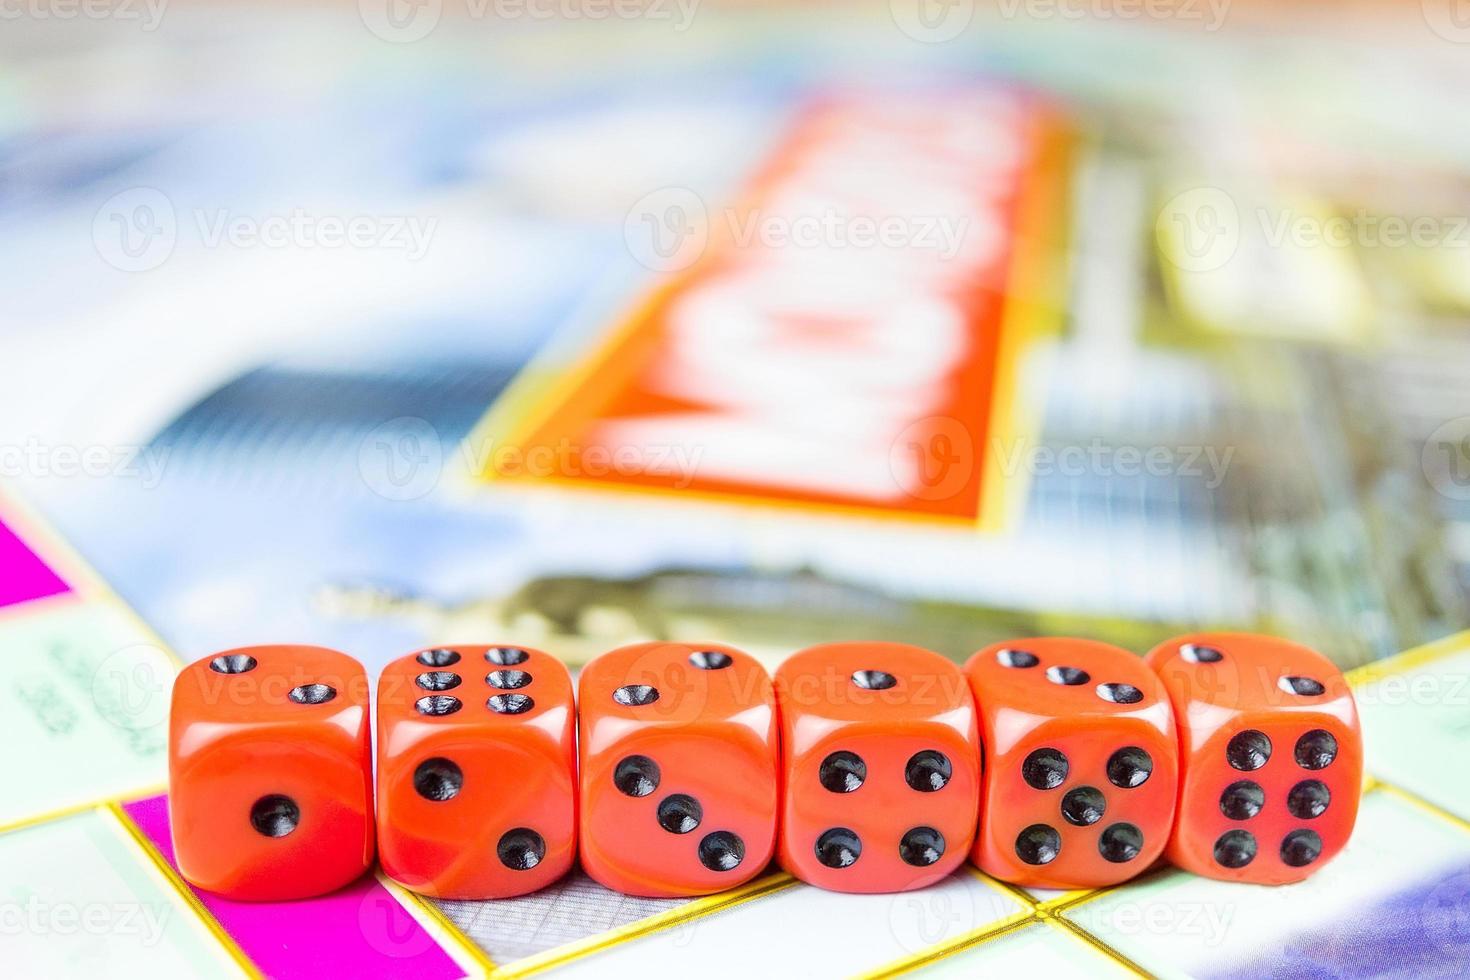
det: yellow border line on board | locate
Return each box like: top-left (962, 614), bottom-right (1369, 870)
top-left (855, 863), bottom-right (1056, 978)
top-left (377, 873), bottom-right (499, 978)
top-left (493, 872), bottom-right (797, 979)
top-left (1374, 779), bottom-right (1470, 835)
top-left (1033, 887), bottom-right (1099, 914)
top-left (1038, 912), bottom-right (1152, 978)
top-left (1346, 628), bottom-right (1470, 688)
top-left (857, 908), bottom-right (1039, 980)
top-left (1044, 912), bottom-right (1155, 979)
top-left (104, 802), bottom-right (265, 980)
top-left (0, 784), bottom-right (167, 838)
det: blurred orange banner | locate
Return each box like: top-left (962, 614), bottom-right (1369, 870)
top-left (478, 86), bottom-right (1070, 528)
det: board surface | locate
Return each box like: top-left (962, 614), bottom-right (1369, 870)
top-left (4, 5), bottom-right (1470, 976)
top-left (2, 489), bottom-right (1468, 977)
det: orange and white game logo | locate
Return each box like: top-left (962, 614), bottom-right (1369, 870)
top-left (475, 86), bottom-right (1070, 528)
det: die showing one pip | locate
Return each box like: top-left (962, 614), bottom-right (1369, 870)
top-left (1145, 632), bottom-right (1361, 884)
top-left (579, 642), bottom-right (779, 897)
top-left (169, 645), bottom-right (374, 900)
top-left (966, 638), bottom-right (1177, 889)
top-left (377, 645), bottom-right (576, 899)
top-left (775, 642), bottom-right (980, 893)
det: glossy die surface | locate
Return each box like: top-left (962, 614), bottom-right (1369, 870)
top-left (169, 645), bottom-right (374, 901)
top-left (966, 638), bottom-right (1177, 889)
top-left (377, 645), bottom-right (576, 899)
top-left (1145, 632), bottom-right (1362, 884)
top-left (776, 642), bottom-right (980, 893)
top-left (579, 642), bottom-right (778, 897)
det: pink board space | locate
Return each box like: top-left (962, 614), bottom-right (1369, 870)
top-left (122, 795), bottom-right (467, 980)
top-left (0, 517), bottom-right (70, 609)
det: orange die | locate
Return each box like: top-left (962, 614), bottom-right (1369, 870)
top-left (168, 645), bottom-right (374, 901)
top-left (966, 638), bottom-right (1177, 889)
top-left (376, 645), bottom-right (576, 898)
top-left (579, 642), bottom-right (779, 897)
top-left (1145, 633), bottom-right (1362, 884)
top-left (775, 643), bottom-right (980, 893)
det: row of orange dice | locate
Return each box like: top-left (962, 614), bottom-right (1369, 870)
top-left (168, 633), bottom-right (1361, 902)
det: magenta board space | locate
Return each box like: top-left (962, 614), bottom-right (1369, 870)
top-left (0, 517), bottom-right (70, 609)
top-left (122, 795), bottom-right (467, 980)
